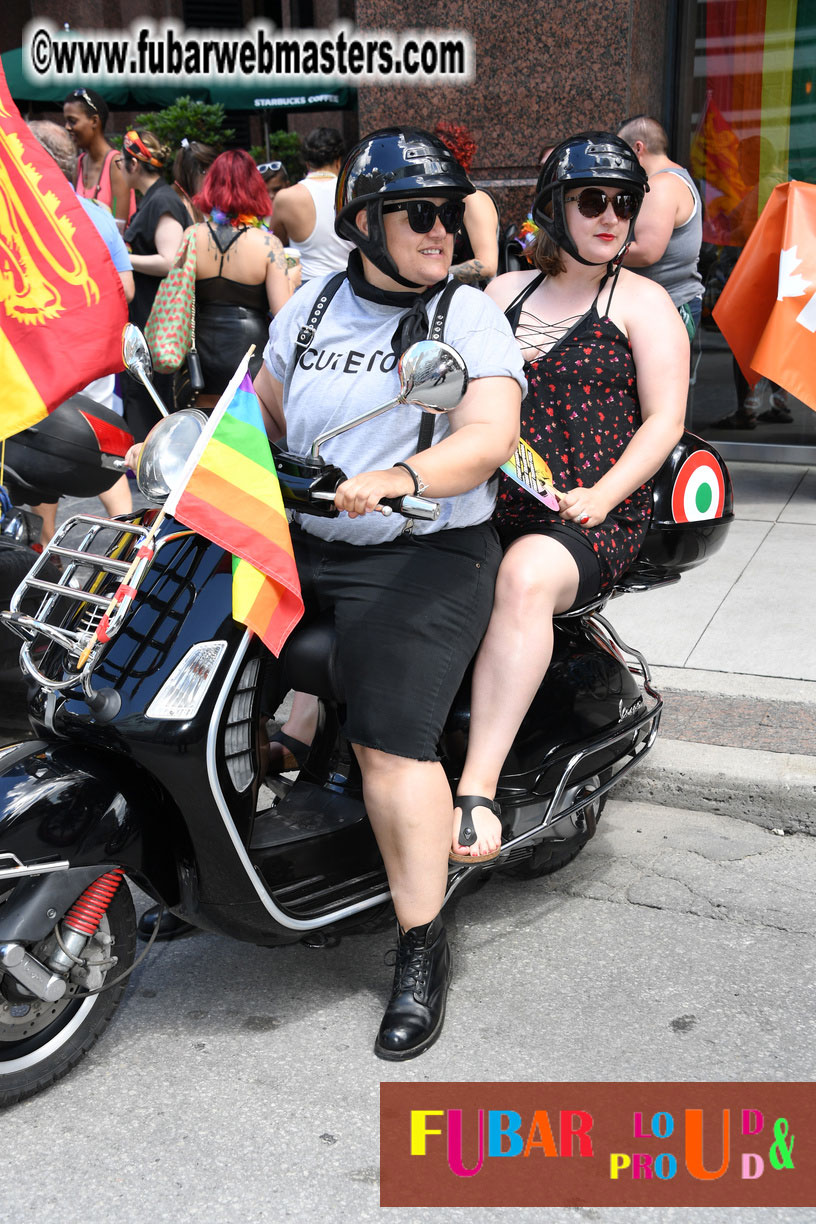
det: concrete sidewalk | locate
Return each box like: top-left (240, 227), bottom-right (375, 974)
top-left (605, 460), bottom-right (816, 832)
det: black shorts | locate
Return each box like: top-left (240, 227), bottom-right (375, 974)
top-left (291, 522), bottom-right (501, 760)
top-left (497, 520), bottom-right (602, 609)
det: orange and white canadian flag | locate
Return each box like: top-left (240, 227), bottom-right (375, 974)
top-left (713, 181), bottom-right (816, 412)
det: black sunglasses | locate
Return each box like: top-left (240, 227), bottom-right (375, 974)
top-left (257, 161), bottom-right (283, 175)
top-left (381, 199), bottom-right (465, 234)
top-left (564, 187), bottom-right (639, 220)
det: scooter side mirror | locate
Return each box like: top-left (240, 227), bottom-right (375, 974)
top-left (122, 324), bottom-right (153, 384)
top-left (121, 325), bottom-right (169, 421)
top-left (397, 341), bottom-right (469, 414)
top-left (309, 341), bottom-right (469, 459)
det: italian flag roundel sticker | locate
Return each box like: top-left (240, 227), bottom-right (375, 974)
top-left (671, 452), bottom-right (725, 522)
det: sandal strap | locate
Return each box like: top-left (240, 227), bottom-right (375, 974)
top-left (269, 730), bottom-right (310, 766)
top-left (454, 794), bottom-right (501, 847)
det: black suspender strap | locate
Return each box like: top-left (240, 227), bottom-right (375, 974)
top-left (293, 271), bottom-right (347, 364)
top-left (416, 280), bottom-right (463, 452)
top-left (283, 271), bottom-right (347, 404)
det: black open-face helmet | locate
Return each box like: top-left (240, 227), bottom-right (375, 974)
top-left (532, 131), bottom-right (649, 266)
top-left (335, 127), bottom-right (475, 288)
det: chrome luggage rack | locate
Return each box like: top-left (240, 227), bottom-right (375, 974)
top-left (0, 514), bottom-right (157, 696)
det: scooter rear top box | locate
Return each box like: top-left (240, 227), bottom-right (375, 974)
top-left (640, 431), bottom-right (733, 573)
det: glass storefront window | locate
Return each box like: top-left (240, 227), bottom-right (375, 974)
top-left (688, 0), bottom-right (816, 456)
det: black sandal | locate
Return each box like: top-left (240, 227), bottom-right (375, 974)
top-left (449, 795), bottom-right (503, 864)
top-left (266, 730), bottom-right (310, 774)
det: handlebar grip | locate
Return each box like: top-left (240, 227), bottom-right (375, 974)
top-left (378, 495), bottom-right (440, 521)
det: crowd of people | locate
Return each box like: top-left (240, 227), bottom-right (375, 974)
top-left (39, 93), bottom-right (697, 1060)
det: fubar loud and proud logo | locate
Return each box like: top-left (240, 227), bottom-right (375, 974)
top-left (380, 1082), bottom-right (815, 1208)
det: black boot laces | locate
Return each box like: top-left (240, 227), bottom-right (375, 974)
top-left (384, 929), bottom-right (429, 998)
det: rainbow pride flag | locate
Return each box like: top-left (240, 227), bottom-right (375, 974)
top-left (691, 0), bottom-right (812, 246)
top-left (165, 360), bottom-right (303, 656)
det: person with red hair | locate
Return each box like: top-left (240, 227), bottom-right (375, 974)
top-left (434, 121), bottom-right (500, 284)
top-left (188, 149), bottom-right (295, 411)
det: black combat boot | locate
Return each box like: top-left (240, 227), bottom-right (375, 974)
top-left (374, 914), bottom-right (451, 1061)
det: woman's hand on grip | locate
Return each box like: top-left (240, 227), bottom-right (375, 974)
top-left (334, 467), bottom-right (415, 518)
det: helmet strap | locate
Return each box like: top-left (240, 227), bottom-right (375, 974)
top-left (361, 200), bottom-right (425, 290)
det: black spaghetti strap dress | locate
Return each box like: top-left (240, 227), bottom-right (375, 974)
top-left (496, 271), bottom-right (653, 594)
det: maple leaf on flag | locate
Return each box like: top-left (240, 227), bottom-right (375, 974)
top-left (777, 246), bottom-right (811, 300)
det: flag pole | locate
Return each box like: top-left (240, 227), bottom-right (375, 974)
top-left (76, 348), bottom-right (257, 670)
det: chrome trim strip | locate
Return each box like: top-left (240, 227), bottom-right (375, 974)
top-left (205, 633), bottom-right (391, 931)
top-left (0, 853), bottom-right (71, 881)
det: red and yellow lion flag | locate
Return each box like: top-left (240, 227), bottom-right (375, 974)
top-left (713, 181), bottom-right (816, 413)
top-left (0, 63), bottom-right (128, 442)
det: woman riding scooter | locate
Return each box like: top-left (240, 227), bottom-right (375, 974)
top-left (450, 132), bottom-right (689, 862)
top-left (255, 128), bottom-right (524, 1059)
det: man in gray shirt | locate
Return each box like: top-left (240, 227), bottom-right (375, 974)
top-left (617, 115), bottom-right (704, 337)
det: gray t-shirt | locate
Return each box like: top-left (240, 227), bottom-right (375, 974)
top-left (264, 275), bottom-right (526, 544)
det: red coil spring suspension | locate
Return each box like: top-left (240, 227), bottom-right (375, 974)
top-left (63, 868), bottom-right (125, 936)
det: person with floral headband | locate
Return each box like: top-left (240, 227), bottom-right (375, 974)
top-left (119, 129), bottom-right (189, 439)
top-left (188, 149), bottom-right (294, 411)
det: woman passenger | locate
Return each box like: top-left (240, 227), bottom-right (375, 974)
top-left (450, 132), bottom-right (688, 862)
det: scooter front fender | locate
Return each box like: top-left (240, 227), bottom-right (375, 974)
top-left (0, 740), bottom-right (179, 934)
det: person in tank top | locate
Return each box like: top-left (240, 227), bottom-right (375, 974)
top-left (188, 150), bottom-right (294, 411)
top-left (270, 127), bottom-right (354, 279)
top-left (449, 132), bottom-right (689, 865)
top-left (63, 87), bottom-right (135, 231)
top-left (617, 116), bottom-right (704, 335)
top-left (433, 121), bottom-right (500, 285)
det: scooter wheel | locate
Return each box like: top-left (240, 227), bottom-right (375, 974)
top-left (0, 880), bottom-right (136, 1108)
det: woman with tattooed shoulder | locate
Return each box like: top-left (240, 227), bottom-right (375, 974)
top-left (189, 149), bottom-right (295, 411)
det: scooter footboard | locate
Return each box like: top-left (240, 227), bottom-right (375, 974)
top-left (0, 740), bottom-right (181, 925)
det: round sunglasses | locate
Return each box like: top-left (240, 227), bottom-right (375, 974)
top-left (564, 187), bottom-right (639, 220)
top-left (381, 199), bottom-right (465, 234)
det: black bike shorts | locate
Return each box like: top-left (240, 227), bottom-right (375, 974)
top-left (291, 521), bottom-right (501, 761)
top-left (497, 519), bottom-right (603, 609)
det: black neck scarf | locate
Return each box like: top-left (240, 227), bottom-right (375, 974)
top-left (346, 249), bottom-right (449, 357)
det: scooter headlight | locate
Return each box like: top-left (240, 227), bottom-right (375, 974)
top-left (136, 410), bottom-right (209, 501)
top-left (146, 641), bottom-right (227, 720)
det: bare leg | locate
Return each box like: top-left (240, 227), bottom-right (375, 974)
top-left (30, 502), bottom-right (58, 549)
top-left (267, 691), bottom-right (320, 769)
top-left (98, 475), bottom-right (132, 518)
top-left (353, 745), bottom-right (450, 929)
top-left (452, 535), bottom-right (581, 858)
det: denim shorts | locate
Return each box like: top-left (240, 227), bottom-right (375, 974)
top-left (291, 521), bottom-right (501, 760)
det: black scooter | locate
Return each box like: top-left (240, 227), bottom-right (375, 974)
top-left (0, 332), bottom-right (733, 1105)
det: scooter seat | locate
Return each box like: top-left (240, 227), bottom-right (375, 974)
top-left (280, 613), bottom-right (345, 703)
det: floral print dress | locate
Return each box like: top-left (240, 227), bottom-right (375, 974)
top-left (495, 273), bottom-right (653, 593)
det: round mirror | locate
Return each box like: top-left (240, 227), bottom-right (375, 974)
top-left (122, 324), bottom-right (153, 384)
top-left (398, 341), bottom-right (469, 413)
top-left (137, 410), bottom-right (208, 501)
